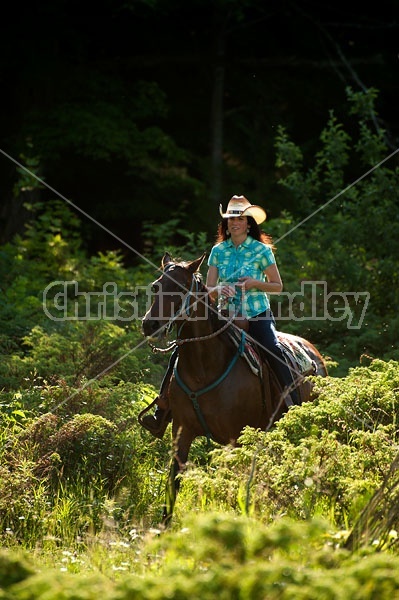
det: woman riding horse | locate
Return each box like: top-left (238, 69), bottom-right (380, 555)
top-left (141, 195), bottom-right (300, 438)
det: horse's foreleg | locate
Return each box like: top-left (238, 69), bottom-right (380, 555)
top-left (162, 426), bottom-right (193, 527)
top-left (162, 456), bottom-right (180, 527)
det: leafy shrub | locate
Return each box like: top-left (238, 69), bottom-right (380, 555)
top-left (272, 88), bottom-right (399, 375)
top-left (4, 513), bottom-right (399, 599)
top-left (178, 360), bottom-right (399, 528)
top-left (0, 551), bottom-right (34, 589)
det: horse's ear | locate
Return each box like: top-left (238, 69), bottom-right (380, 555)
top-left (188, 252), bottom-right (206, 274)
top-left (162, 252), bottom-right (172, 270)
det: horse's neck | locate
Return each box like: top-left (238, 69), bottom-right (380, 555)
top-left (179, 300), bottom-right (214, 341)
top-left (177, 297), bottom-right (230, 367)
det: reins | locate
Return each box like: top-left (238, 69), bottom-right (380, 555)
top-left (149, 311), bottom-right (236, 352)
top-left (175, 312), bottom-right (236, 345)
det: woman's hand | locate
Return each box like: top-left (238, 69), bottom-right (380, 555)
top-left (220, 284), bottom-right (236, 297)
top-left (206, 282), bottom-right (235, 299)
top-left (237, 276), bottom-right (257, 291)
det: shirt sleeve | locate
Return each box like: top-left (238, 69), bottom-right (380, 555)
top-left (260, 245), bottom-right (276, 270)
top-left (207, 244), bottom-right (220, 267)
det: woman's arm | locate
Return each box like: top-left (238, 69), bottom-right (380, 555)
top-left (238, 263), bottom-right (283, 294)
top-left (206, 265), bottom-right (221, 300)
top-left (206, 265), bottom-right (219, 289)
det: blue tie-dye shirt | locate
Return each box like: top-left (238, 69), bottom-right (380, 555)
top-left (207, 235), bottom-right (276, 318)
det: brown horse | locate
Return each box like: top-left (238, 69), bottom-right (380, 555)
top-left (142, 253), bottom-right (327, 524)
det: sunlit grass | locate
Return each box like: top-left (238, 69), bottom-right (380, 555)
top-left (1, 360), bottom-right (399, 597)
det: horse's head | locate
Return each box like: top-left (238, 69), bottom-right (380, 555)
top-left (142, 252), bottom-right (206, 340)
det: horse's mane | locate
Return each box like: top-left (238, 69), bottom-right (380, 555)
top-left (163, 257), bottom-right (204, 281)
top-left (164, 256), bottom-right (225, 329)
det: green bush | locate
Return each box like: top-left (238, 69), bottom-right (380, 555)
top-left (178, 360), bottom-right (399, 528)
top-left (9, 513), bottom-right (399, 600)
top-left (272, 88), bottom-right (399, 375)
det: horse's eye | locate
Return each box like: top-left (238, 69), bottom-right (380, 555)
top-left (151, 281), bottom-right (160, 294)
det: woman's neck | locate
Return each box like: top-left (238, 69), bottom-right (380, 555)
top-left (230, 232), bottom-right (247, 247)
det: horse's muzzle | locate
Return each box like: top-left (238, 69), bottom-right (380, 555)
top-left (142, 317), bottom-right (162, 338)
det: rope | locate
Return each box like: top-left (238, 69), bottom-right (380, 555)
top-left (175, 312), bottom-right (236, 345)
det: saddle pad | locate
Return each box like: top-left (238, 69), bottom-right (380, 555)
top-left (277, 332), bottom-right (316, 375)
top-left (227, 326), bottom-right (261, 376)
top-left (227, 326), bottom-right (315, 379)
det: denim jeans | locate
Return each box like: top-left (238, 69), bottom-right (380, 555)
top-left (248, 311), bottom-right (299, 404)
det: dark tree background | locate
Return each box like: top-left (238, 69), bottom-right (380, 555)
top-left (0, 0), bottom-right (398, 261)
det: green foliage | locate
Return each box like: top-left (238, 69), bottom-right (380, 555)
top-left (0, 192), bottom-right (175, 546)
top-left (24, 76), bottom-right (203, 219)
top-left (5, 514), bottom-right (399, 599)
top-left (142, 213), bottom-right (209, 268)
top-left (273, 88), bottom-right (399, 374)
top-left (32, 413), bottom-right (119, 482)
top-left (1, 106), bottom-right (399, 593)
top-left (12, 150), bottom-right (45, 197)
top-left (0, 551), bottom-right (34, 589)
top-left (0, 198), bottom-right (83, 347)
top-left (28, 79), bottom-right (173, 164)
top-left (178, 360), bottom-right (399, 529)
top-left (0, 380), bottom-right (172, 546)
top-left (0, 194), bottom-right (169, 391)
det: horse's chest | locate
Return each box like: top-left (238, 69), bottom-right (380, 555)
top-left (184, 371), bottom-right (207, 387)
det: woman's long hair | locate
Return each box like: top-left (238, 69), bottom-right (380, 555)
top-left (214, 216), bottom-right (275, 249)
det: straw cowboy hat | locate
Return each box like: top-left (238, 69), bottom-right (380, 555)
top-left (219, 195), bottom-right (267, 225)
